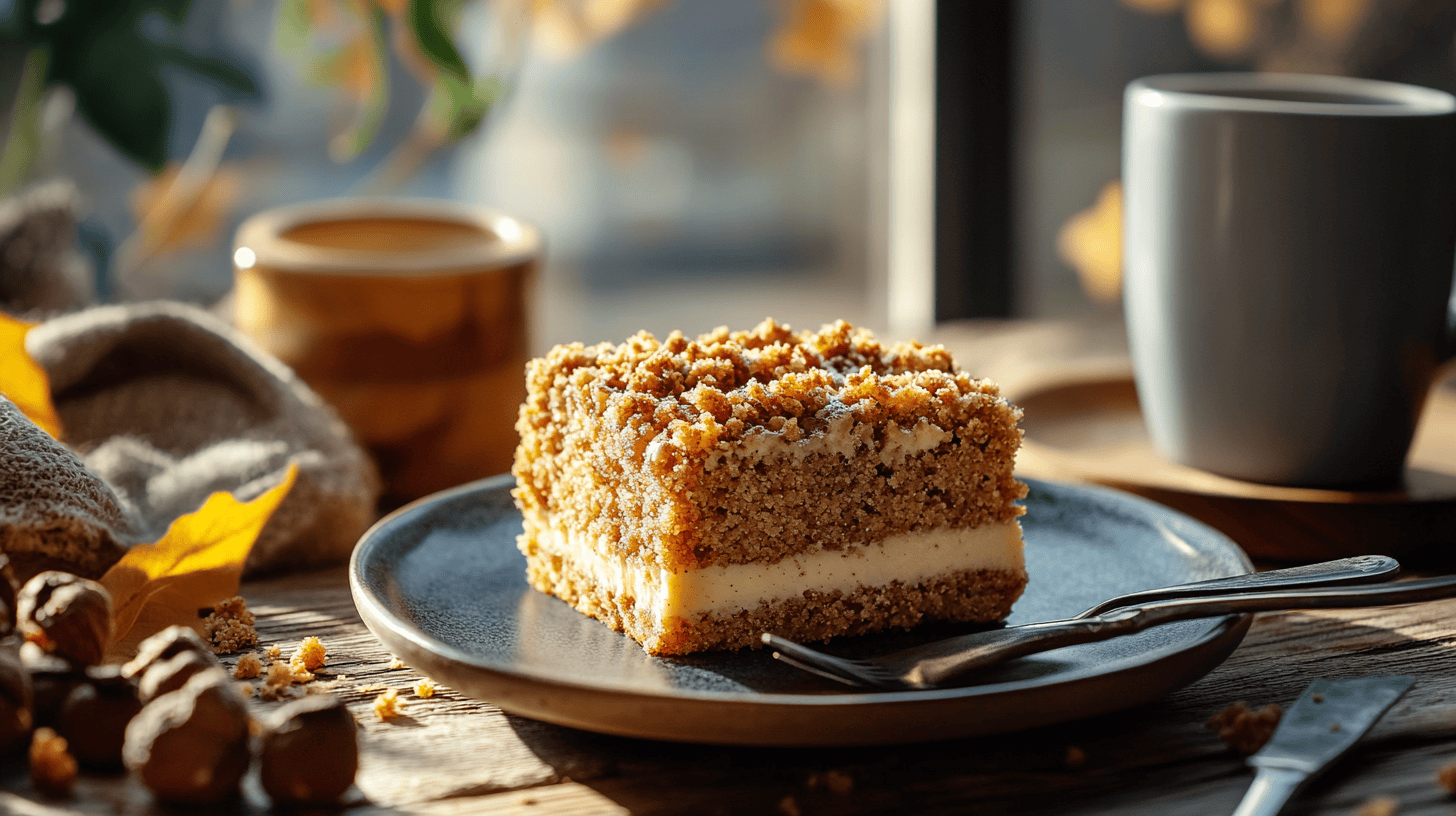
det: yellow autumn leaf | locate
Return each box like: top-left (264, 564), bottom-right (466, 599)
top-left (767, 0), bottom-right (884, 87)
top-left (99, 464), bottom-right (298, 662)
top-left (1056, 180), bottom-right (1124, 305)
top-left (0, 311), bottom-right (62, 439)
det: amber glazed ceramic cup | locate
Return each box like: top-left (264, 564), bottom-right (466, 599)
top-left (233, 198), bottom-right (540, 505)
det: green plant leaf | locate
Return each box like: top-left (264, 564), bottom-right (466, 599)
top-left (0, 47), bottom-right (48, 195)
top-left (329, 6), bottom-right (391, 163)
top-left (407, 0), bottom-right (469, 81)
top-left (156, 45), bottom-right (261, 100)
top-left (272, 0), bottom-right (312, 56)
top-left (57, 26), bottom-right (170, 170)
top-left (149, 0), bottom-right (192, 26)
top-left (429, 72), bottom-right (503, 141)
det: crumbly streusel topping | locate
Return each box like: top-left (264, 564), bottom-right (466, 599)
top-left (514, 320), bottom-right (1024, 573)
top-left (518, 319), bottom-right (1012, 462)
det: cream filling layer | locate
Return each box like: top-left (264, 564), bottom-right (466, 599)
top-left (534, 517), bottom-right (1025, 620)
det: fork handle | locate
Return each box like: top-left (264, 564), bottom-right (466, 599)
top-left (1072, 555), bottom-right (1400, 619)
top-left (1231, 767), bottom-right (1306, 816)
top-left (907, 575), bottom-right (1456, 687)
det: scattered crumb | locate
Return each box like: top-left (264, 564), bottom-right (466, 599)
top-left (806, 770), bottom-right (854, 794)
top-left (258, 683), bottom-right (300, 702)
top-left (1437, 762), bottom-right (1456, 794)
top-left (1065, 746), bottom-right (1086, 769)
top-left (415, 679), bottom-right (436, 698)
top-left (1356, 795), bottom-right (1399, 816)
top-left (354, 683), bottom-right (387, 695)
top-left (1331, 722), bottom-right (1342, 732)
top-left (291, 636), bottom-right (327, 672)
top-left (266, 660), bottom-right (295, 687)
top-left (373, 688), bottom-right (405, 721)
top-left (304, 674), bottom-right (350, 695)
top-left (388, 656), bottom-right (406, 670)
top-left (1207, 702), bottom-right (1282, 755)
top-left (233, 652), bottom-right (263, 679)
top-left (29, 727), bottom-right (77, 798)
top-left (202, 596), bottom-right (259, 654)
top-left (821, 770), bottom-right (854, 795)
top-left (1312, 693), bottom-right (1325, 703)
top-left (237, 681), bottom-right (255, 698)
top-left (265, 643), bottom-right (282, 661)
top-left (520, 797), bottom-right (537, 805)
top-left (265, 658), bottom-right (314, 688)
top-left (777, 795), bottom-right (801, 816)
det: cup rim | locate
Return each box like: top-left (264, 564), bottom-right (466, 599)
top-left (1127, 72), bottom-right (1456, 117)
top-left (233, 197), bottom-right (543, 276)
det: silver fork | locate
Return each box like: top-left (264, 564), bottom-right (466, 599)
top-left (1069, 554), bottom-right (1398, 618)
top-left (763, 558), bottom-right (1456, 691)
top-left (765, 555), bottom-right (1397, 687)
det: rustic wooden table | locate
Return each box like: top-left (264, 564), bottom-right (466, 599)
top-left (7, 317), bottom-right (1456, 815)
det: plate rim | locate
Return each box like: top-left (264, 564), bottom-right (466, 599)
top-left (351, 475), bottom-right (1251, 716)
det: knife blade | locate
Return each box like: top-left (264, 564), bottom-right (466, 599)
top-left (1231, 676), bottom-right (1414, 816)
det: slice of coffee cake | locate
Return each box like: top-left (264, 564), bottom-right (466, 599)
top-left (512, 319), bottom-right (1027, 656)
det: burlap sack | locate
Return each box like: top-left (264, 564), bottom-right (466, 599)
top-left (1, 301), bottom-right (380, 579)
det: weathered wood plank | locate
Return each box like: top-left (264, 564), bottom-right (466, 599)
top-left (10, 567), bottom-right (1456, 815)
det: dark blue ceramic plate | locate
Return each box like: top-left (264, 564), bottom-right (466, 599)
top-left (349, 477), bottom-right (1252, 745)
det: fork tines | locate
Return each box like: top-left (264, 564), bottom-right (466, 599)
top-left (761, 633), bottom-right (909, 690)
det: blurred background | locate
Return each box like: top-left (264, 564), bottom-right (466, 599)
top-left (3, 0), bottom-right (1456, 350)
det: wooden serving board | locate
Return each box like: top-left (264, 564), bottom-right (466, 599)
top-left (1009, 373), bottom-right (1456, 566)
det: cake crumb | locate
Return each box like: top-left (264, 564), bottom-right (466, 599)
top-left (807, 770), bottom-right (854, 794)
top-left (1207, 702), bottom-right (1282, 755)
top-left (29, 727), bottom-right (77, 798)
top-left (202, 596), bottom-right (259, 654)
top-left (291, 636), bottom-right (327, 672)
top-left (1331, 721), bottom-right (1342, 732)
top-left (415, 679), bottom-right (436, 698)
top-left (373, 688), bottom-right (404, 721)
top-left (237, 681), bottom-right (255, 698)
top-left (387, 656), bottom-right (406, 670)
top-left (233, 652), bottom-right (262, 679)
top-left (777, 795), bottom-right (801, 816)
top-left (821, 770), bottom-right (853, 794)
top-left (265, 661), bottom-right (294, 686)
top-left (1356, 795), bottom-right (1399, 816)
top-left (354, 683), bottom-right (387, 694)
top-left (1437, 762), bottom-right (1456, 794)
top-left (265, 657), bottom-right (314, 688)
top-left (1312, 693), bottom-right (1325, 703)
top-left (307, 675), bottom-right (349, 694)
top-left (258, 683), bottom-right (299, 702)
top-left (1065, 746), bottom-right (1086, 769)
top-left (265, 643), bottom-right (282, 661)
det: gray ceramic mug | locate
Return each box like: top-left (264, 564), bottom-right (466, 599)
top-left (1123, 73), bottom-right (1456, 488)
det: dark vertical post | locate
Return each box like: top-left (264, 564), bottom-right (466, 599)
top-left (935, 0), bottom-right (1016, 320)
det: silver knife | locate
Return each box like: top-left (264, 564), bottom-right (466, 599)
top-left (1232, 676), bottom-right (1414, 816)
